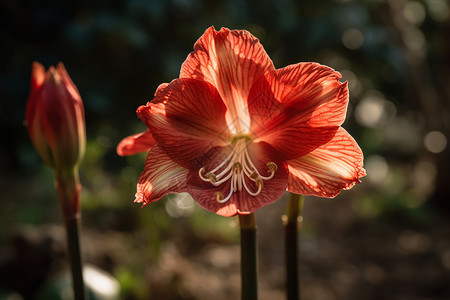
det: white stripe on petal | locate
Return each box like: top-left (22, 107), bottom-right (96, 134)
top-left (287, 128), bottom-right (366, 197)
top-left (135, 144), bottom-right (188, 206)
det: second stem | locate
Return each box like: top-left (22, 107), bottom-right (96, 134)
top-left (284, 193), bottom-right (304, 300)
top-left (239, 213), bottom-right (258, 300)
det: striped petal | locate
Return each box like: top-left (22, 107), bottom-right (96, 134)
top-left (116, 129), bottom-right (155, 156)
top-left (287, 128), bottom-right (366, 197)
top-left (248, 62), bottom-right (348, 159)
top-left (137, 78), bottom-right (229, 168)
top-left (135, 144), bottom-right (189, 206)
top-left (180, 27), bottom-right (275, 134)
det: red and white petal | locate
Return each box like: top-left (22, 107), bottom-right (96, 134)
top-left (249, 62), bottom-right (348, 129)
top-left (135, 144), bottom-right (188, 206)
top-left (248, 62), bottom-right (348, 159)
top-left (180, 27), bottom-right (275, 134)
top-left (186, 142), bottom-right (288, 217)
top-left (137, 78), bottom-right (230, 168)
top-left (287, 128), bottom-right (366, 197)
top-left (256, 125), bottom-right (340, 161)
top-left (116, 129), bottom-right (155, 156)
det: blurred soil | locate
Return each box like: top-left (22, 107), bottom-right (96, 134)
top-left (1, 194), bottom-right (450, 300)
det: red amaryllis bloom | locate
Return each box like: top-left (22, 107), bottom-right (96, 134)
top-left (118, 27), bottom-right (366, 217)
top-left (26, 62), bottom-right (86, 171)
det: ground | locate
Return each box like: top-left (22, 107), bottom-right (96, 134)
top-left (1, 192), bottom-right (449, 300)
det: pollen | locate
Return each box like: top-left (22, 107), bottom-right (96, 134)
top-left (198, 139), bottom-right (277, 203)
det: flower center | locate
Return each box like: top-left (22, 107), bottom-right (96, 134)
top-left (198, 138), bottom-right (278, 203)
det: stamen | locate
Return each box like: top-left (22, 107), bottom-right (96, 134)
top-left (234, 163), bottom-right (243, 191)
top-left (217, 178), bottom-right (234, 203)
top-left (208, 173), bottom-right (217, 183)
top-left (200, 139), bottom-right (278, 204)
top-left (267, 162), bottom-right (278, 172)
top-left (242, 177), bottom-right (263, 196)
top-left (213, 171), bottom-right (233, 186)
top-left (250, 171), bottom-right (259, 180)
top-left (198, 167), bottom-right (210, 182)
top-left (210, 149), bottom-right (236, 174)
top-left (215, 192), bottom-right (224, 202)
top-left (258, 162), bottom-right (277, 180)
top-left (256, 178), bottom-right (263, 189)
top-left (233, 162), bottom-right (243, 172)
top-left (215, 159), bottom-right (235, 180)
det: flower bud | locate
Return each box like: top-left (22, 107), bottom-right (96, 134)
top-left (26, 62), bottom-right (86, 170)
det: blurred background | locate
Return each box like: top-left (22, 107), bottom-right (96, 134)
top-left (1, 0), bottom-right (450, 299)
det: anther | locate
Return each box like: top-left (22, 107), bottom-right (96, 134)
top-left (198, 167), bottom-right (211, 182)
top-left (215, 192), bottom-right (224, 202)
top-left (255, 178), bottom-right (263, 189)
top-left (208, 173), bottom-right (217, 183)
top-left (233, 162), bottom-right (243, 173)
top-left (250, 171), bottom-right (259, 180)
top-left (267, 162), bottom-right (278, 172)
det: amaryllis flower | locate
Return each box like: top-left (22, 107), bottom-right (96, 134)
top-left (118, 27), bottom-right (366, 217)
top-left (26, 62), bottom-right (86, 171)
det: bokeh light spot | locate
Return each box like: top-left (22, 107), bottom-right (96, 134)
top-left (424, 131), bottom-right (447, 153)
top-left (355, 92), bottom-right (396, 128)
top-left (413, 160), bottom-right (437, 200)
top-left (398, 230), bottom-right (431, 253)
top-left (342, 28), bottom-right (364, 50)
top-left (426, 0), bottom-right (450, 22)
top-left (402, 28), bottom-right (426, 58)
top-left (403, 1), bottom-right (426, 25)
top-left (165, 193), bottom-right (195, 217)
top-left (340, 69), bottom-right (362, 96)
top-left (365, 155), bottom-right (389, 185)
top-left (84, 265), bottom-right (120, 298)
top-left (363, 264), bottom-right (386, 284)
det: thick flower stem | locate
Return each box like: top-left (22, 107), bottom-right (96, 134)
top-left (283, 193), bottom-right (304, 300)
top-left (55, 168), bottom-right (87, 300)
top-left (239, 213), bottom-right (258, 300)
top-left (65, 216), bottom-right (86, 300)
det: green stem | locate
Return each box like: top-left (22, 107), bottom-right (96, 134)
top-left (55, 168), bottom-right (87, 300)
top-left (65, 216), bottom-right (86, 300)
top-left (284, 193), bottom-right (304, 300)
top-left (239, 213), bottom-right (258, 300)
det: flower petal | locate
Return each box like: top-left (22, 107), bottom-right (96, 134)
top-left (117, 129), bottom-right (156, 156)
top-left (180, 27), bottom-right (275, 134)
top-left (137, 78), bottom-right (229, 168)
top-left (135, 144), bottom-right (189, 206)
top-left (287, 128), bottom-right (366, 197)
top-left (255, 125), bottom-right (340, 161)
top-left (249, 62), bottom-right (348, 128)
top-left (248, 62), bottom-right (348, 159)
top-left (31, 62), bottom-right (46, 91)
top-left (186, 142), bottom-right (288, 217)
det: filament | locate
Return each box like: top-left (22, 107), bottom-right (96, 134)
top-left (199, 139), bottom-right (278, 204)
